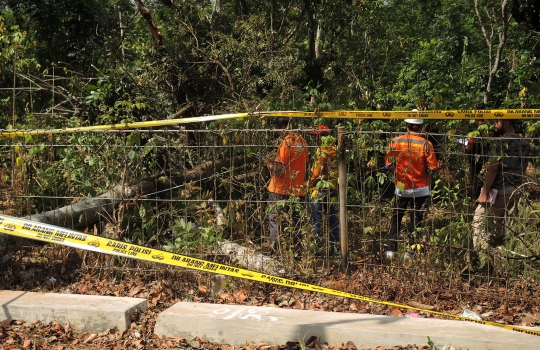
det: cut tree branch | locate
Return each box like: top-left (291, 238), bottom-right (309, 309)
top-left (134, 0), bottom-right (163, 44)
top-left (26, 155), bottom-right (258, 231)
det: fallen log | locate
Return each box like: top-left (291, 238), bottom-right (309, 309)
top-left (26, 155), bottom-right (258, 230)
top-left (209, 201), bottom-right (282, 274)
top-left (216, 241), bottom-right (284, 275)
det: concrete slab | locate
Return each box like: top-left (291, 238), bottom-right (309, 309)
top-left (154, 302), bottom-right (538, 350)
top-left (0, 291), bottom-right (147, 332)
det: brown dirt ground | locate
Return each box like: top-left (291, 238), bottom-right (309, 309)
top-left (0, 241), bottom-right (540, 350)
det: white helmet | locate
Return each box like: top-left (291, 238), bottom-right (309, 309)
top-left (404, 119), bottom-right (424, 124)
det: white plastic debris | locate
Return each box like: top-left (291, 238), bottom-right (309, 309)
top-left (459, 307), bottom-right (482, 320)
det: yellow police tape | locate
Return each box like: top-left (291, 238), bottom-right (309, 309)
top-left (0, 112), bottom-right (250, 139)
top-left (0, 213), bottom-right (538, 337)
top-left (1, 109), bottom-right (540, 139)
top-left (259, 109), bottom-right (540, 120)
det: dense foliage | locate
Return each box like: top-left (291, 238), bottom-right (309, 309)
top-left (1, 0), bottom-right (538, 121)
top-left (1, 0), bottom-right (540, 276)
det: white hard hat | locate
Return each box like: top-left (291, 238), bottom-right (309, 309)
top-left (404, 119), bottom-right (424, 124)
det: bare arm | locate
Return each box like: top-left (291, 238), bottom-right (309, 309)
top-left (477, 157), bottom-right (498, 203)
top-left (267, 160), bottom-right (285, 176)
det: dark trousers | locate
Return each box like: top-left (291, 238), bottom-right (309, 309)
top-left (385, 195), bottom-right (428, 252)
top-left (310, 190), bottom-right (339, 254)
top-left (268, 192), bottom-right (302, 258)
top-left (469, 156), bottom-right (485, 198)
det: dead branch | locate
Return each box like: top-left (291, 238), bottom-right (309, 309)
top-left (26, 155), bottom-right (258, 230)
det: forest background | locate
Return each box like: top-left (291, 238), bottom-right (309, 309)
top-left (1, 0), bottom-right (540, 336)
top-left (2, 0), bottom-right (540, 124)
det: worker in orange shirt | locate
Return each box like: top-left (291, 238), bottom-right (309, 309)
top-left (384, 117), bottom-right (439, 260)
top-left (266, 117), bottom-right (309, 260)
top-left (307, 124), bottom-right (339, 256)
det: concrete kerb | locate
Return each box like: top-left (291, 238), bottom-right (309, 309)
top-left (0, 290), bottom-right (147, 332)
top-left (0, 290), bottom-right (538, 349)
top-left (154, 302), bottom-right (539, 350)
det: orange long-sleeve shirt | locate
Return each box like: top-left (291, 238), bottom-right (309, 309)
top-left (385, 133), bottom-right (439, 196)
top-left (268, 132), bottom-right (309, 196)
top-left (309, 144), bottom-right (338, 190)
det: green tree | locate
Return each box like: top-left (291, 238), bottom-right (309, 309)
top-left (0, 14), bottom-right (39, 126)
top-left (2, 0), bottom-right (133, 74)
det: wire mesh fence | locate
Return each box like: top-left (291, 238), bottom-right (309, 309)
top-left (0, 125), bottom-right (539, 283)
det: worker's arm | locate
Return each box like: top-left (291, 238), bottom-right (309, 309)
top-left (267, 137), bottom-right (289, 177)
top-left (308, 150), bottom-right (324, 187)
top-left (267, 160), bottom-right (285, 176)
top-left (476, 157), bottom-right (498, 203)
top-left (384, 143), bottom-right (395, 171)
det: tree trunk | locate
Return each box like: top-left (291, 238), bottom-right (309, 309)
top-left (475, 0), bottom-right (509, 105)
top-left (26, 155), bottom-right (257, 230)
top-left (315, 24), bottom-right (322, 59)
top-left (134, 0), bottom-right (163, 44)
top-left (238, 0), bottom-right (249, 18)
top-left (303, 0), bottom-right (316, 62)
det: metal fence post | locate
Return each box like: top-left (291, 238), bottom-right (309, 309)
top-left (337, 127), bottom-right (348, 272)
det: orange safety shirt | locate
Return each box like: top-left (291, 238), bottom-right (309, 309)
top-left (309, 143), bottom-right (338, 190)
top-left (385, 133), bottom-right (439, 195)
top-left (268, 132), bottom-right (309, 196)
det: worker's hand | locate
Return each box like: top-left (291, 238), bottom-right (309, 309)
top-left (476, 187), bottom-right (487, 203)
top-left (265, 159), bottom-right (274, 170)
top-left (267, 160), bottom-right (285, 175)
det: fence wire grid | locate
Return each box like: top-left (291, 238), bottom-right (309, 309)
top-left (1, 125), bottom-right (539, 285)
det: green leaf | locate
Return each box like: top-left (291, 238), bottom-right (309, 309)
top-left (128, 150), bottom-right (137, 160)
top-left (427, 336), bottom-right (434, 349)
top-left (139, 206), bottom-right (146, 219)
